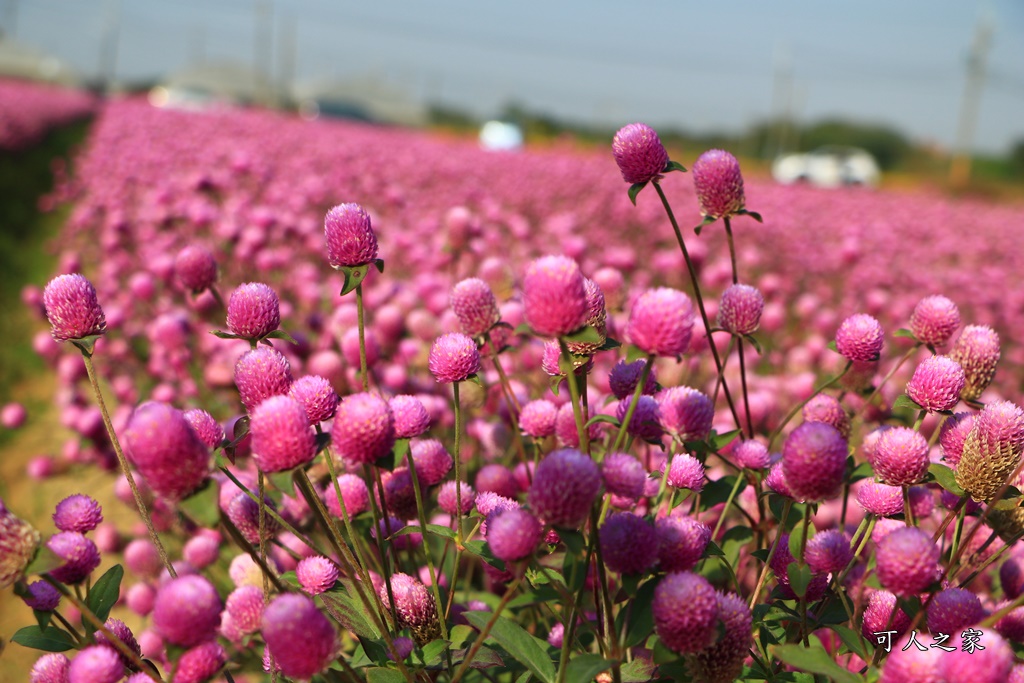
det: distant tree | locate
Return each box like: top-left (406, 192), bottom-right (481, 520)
top-left (1010, 138), bottom-right (1024, 175)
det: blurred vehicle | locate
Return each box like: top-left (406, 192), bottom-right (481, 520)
top-left (479, 120), bottom-right (523, 151)
top-left (150, 62), bottom-right (272, 110)
top-left (772, 146), bottom-right (880, 188)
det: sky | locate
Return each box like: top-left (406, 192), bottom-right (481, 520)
top-left (7, 0), bottom-right (1024, 154)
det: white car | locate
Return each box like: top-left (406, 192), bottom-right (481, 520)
top-left (772, 146), bottom-right (880, 188)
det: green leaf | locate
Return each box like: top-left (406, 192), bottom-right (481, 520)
top-left (700, 476), bottom-right (744, 509)
top-left (179, 480), bottom-right (220, 527)
top-left (737, 209), bottom-right (763, 223)
top-left (704, 540), bottom-right (725, 557)
top-left (693, 214), bottom-right (717, 235)
top-left (24, 545), bottom-right (64, 577)
top-left (663, 160), bottom-right (687, 174)
top-left (721, 526), bottom-right (754, 566)
top-left (562, 325), bottom-right (602, 345)
top-left (464, 373), bottom-right (484, 388)
top-left (450, 645), bottom-right (504, 670)
top-left (514, 323), bottom-right (534, 336)
top-left (86, 564), bottom-right (124, 625)
top-left (850, 460), bottom-right (875, 483)
top-left (263, 329), bottom-right (298, 345)
top-left (827, 339), bottom-right (838, 352)
top-left (893, 328), bottom-right (918, 340)
top-left (321, 581), bottom-right (381, 640)
top-left (209, 330), bottom-right (244, 340)
top-left (339, 263), bottom-right (371, 296)
top-left (787, 522), bottom-right (815, 560)
top-left (627, 182), bottom-right (647, 205)
top-left (585, 414), bottom-right (621, 429)
top-left (928, 463), bottom-right (966, 497)
top-left (33, 609), bottom-right (52, 630)
top-left (566, 654), bottom-right (614, 683)
top-left (621, 578), bottom-right (657, 648)
top-left (463, 540), bottom-right (507, 572)
top-left (373, 258), bottom-right (385, 274)
top-left (462, 611), bottom-right (556, 683)
top-left (366, 666), bottom-right (406, 683)
top-left (70, 334), bottom-right (104, 357)
top-left (743, 333), bottom-right (764, 355)
top-left (597, 336), bottom-right (622, 351)
top-left (833, 624), bottom-right (872, 660)
top-left (772, 638), bottom-right (860, 683)
top-left (11, 625), bottom-right (76, 652)
top-left (619, 656), bottom-right (658, 682)
top-left (786, 563), bottom-right (813, 599)
top-left (892, 394), bottom-right (923, 411)
top-left (449, 624), bottom-right (475, 648)
top-left (710, 429), bottom-right (742, 451)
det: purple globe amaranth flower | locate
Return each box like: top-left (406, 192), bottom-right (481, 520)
top-left (781, 422), bottom-right (848, 502)
top-left (616, 395), bottom-right (663, 443)
top-left (262, 594), bottom-right (337, 678)
top-left (486, 507), bottom-right (543, 563)
top-left (764, 460), bottom-right (795, 498)
top-left (475, 464), bottom-right (520, 499)
top-left (428, 332), bottom-right (481, 383)
top-left (226, 282), bottom-right (280, 341)
top-left (93, 618), bottom-right (141, 670)
top-left (388, 637), bottom-right (415, 662)
top-left (389, 395), bottom-right (431, 438)
top-left (906, 355), bottom-right (965, 412)
top-left (410, 439), bottom-right (453, 486)
top-left (956, 400), bottom-right (1024, 502)
top-left (665, 453), bottom-right (705, 492)
top-left (657, 386), bottom-right (714, 442)
top-left (323, 473), bottom-right (371, 518)
top-left (0, 501), bottom-right (41, 589)
top-left (691, 591), bottom-right (753, 683)
top-left (48, 531), bottom-right (100, 584)
top-left (173, 641), bottom-right (227, 683)
top-left (325, 202), bottom-right (379, 268)
top-left (910, 295), bottom-right (960, 346)
top-left (599, 512), bottom-right (658, 575)
top-left (437, 481), bottom-right (475, 516)
top-left (879, 637), bottom-right (941, 683)
top-left (23, 580), bottom-right (60, 611)
top-left (835, 313), bottom-right (883, 363)
top-left (296, 556), bottom-right (340, 595)
top-left (871, 426), bottom-right (930, 486)
top-left (451, 278), bottom-right (500, 338)
top-left (861, 589), bottom-right (910, 639)
top-left (995, 602), bottom-right (1024, 641)
top-left (801, 394), bottom-right (851, 439)
top-left (43, 273), bottom-right (107, 342)
top-left (529, 449), bottom-right (601, 529)
top-left (542, 339), bottom-right (594, 378)
top-left (174, 245), bottom-right (218, 293)
top-left (1002, 554), bottom-right (1024, 600)
top-left (331, 392), bottom-right (395, 466)
top-left (565, 278), bottom-right (608, 356)
top-left (68, 645), bottom-right (123, 683)
top-left (608, 359), bottom-right (658, 400)
top-left (950, 324), bottom-right (1000, 401)
top-left (945, 631), bottom-right (1014, 683)
top-left (520, 399), bottom-right (558, 438)
top-left (124, 402), bottom-right (210, 501)
top-left (288, 375), bottom-right (339, 424)
top-left (926, 587), bottom-right (985, 635)
top-left (940, 411), bottom-right (976, 467)
top-left (249, 395), bottom-right (316, 473)
top-left (30, 652), bottom-right (70, 683)
top-left (53, 494), bottom-right (103, 533)
top-left (718, 283), bottom-right (763, 335)
top-left (234, 347), bottom-right (293, 412)
top-left (183, 535), bottom-right (220, 569)
top-left (378, 467), bottom-right (419, 520)
top-left (547, 623), bottom-right (565, 649)
top-left (183, 409), bottom-right (224, 450)
top-left (653, 571), bottom-right (720, 654)
top-left (656, 513), bottom-right (711, 572)
top-left (522, 255), bottom-right (589, 338)
top-left (876, 526), bottom-right (940, 597)
top-left (601, 452), bottom-right (647, 500)
top-left (153, 575), bottom-right (222, 647)
top-left (732, 439), bottom-right (771, 470)
top-left (380, 573), bottom-right (440, 645)
top-left (804, 529), bottom-right (852, 575)
top-left (692, 149), bottom-right (746, 219)
top-left (223, 585), bottom-right (264, 639)
top-left (856, 481), bottom-right (905, 517)
top-left (612, 122), bottom-right (669, 185)
top-left (225, 492), bottom-right (280, 544)
top-left (627, 287), bottom-right (694, 358)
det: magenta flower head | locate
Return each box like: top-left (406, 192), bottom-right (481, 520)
top-left (476, 464), bottom-right (519, 499)
top-left (451, 278), bottom-right (500, 338)
top-left (940, 411), bottom-right (976, 467)
top-left (565, 278), bottom-right (608, 356)
top-left (250, 395), bottom-right (316, 473)
top-left (804, 529), bottom-right (852, 575)
top-left (152, 575), bottom-right (222, 647)
top-left (871, 426), bottom-right (929, 486)
top-left (323, 473), bottom-right (370, 518)
top-left (0, 501), bottom-right (41, 589)
top-left (835, 313), bottom-right (883, 363)
top-left (910, 295), bottom-right (960, 346)
top-left (781, 422), bottom-right (848, 501)
top-left (486, 507), bottom-right (543, 563)
top-left (692, 149), bottom-right (745, 219)
top-left (23, 580), bottom-right (60, 611)
top-left (529, 448), bottom-right (601, 529)
top-left (410, 439), bottom-right (453, 486)
top-left (653, 571), bottom-right (720, 654)
top-left (234, 347), bottom-right (293, 412)
top-left (612, 123), bottom-right (669, 185)
top-left (718, 283), bottom-right (764, 335)
top-left (325, 202), bottom-right (379, 268)
top-left (657, 513), bottom-right (711, 572)
top-left (68, 645), bottom-right (123, 683)
top-left (30, 652), bottom-right (70, 683)
top-left (926, 587), bottom-right (984, 635)
top-left (438, 481), bottom-right (475, 515)
top-left (956, 400), bottom-right (1024, 502)
top-left (124, 402), bottom-right (209, 501)
top-left (380, 573), bottom-right (440, 644)
top-left (733, 439), bottom-right (771, 470)
top-left (522, 255), bottom-right (588, 338)
top-left (43, 273), bottom-right (106, 342)
top-left (428, 332), bottom-right (481, 383)
top-left (288, 375), bottom-right (340, 424)
top-left (616, 395), bottom-right (662, 443)
top-left (665, 453), bottom-right (705, 492)
top-left (296, 556), bottom-right (340, 595)
top-left (861, 590), bottom-right (910, 639)
top-left (174, 641), bottom-right (227, 683)
top-left (331, 392), bottom-right (395, 466)
top-left (856, 481), bottom-right (905, 517)
top-left (53, 494), bottom-right (103, 533)
top-left (950, 324), bottom-right (1001, 401)
top-left (801, 394), bottom-right (851, 439)
top-left (599, 512), bottom-right (658, 575)
top-left (608, 359), bottom-right (658, 400)
top-left (875, 526), bottom-right (940, 597)
top-left (906, 355), bottom-right (965, 412)
top-left (691, 591), bottom-right (753, 683)
top-left (224, 585), bottom-right (264, 641)
top-left (389, 395), bottom-right (431, 438)
top-left (174, 245), bottom-right (218, 293)
top-left (627, 287), bottom-right (694, 358)
top-left (262, 594), bottom-right (337, 678)
top-left (93, 618), bottom-right (141, 670)
top-left (520, 399), bottom-right (558, 438)
top-left (658, 386), bottom-right (714, 442)
top-left (226, 282), bottom-right (280, 341)
top-left (184, 409), bottom-right (224, 450)
top-left (601, 452), bottom-right (647, 501)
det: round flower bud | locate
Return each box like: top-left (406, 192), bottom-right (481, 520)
top-left (658, 386), bottom-right (713, 442)
top-left (380, 573), bottom-right (440, 645)
top-left (52, 494), bottom-right (102, 533)
top-left (718, 283), bottom-right (763, 335)
top-left (43, 273), bottom-right (106, 342)
top-left (1, 402), bottom-right (26, 429)
top-left (599, 512), bottom-right (658, 575)
top-left (47, 531), bottom-right (100, 584)
top-left (665, 454), bottom-right (705, 492)
top-left (288, 375), bottom-right (339, 424)
top-left (861, 590), bottom-right (910, 639)
top-left (956, 400), bottom-right (1024, 502)
top-left (801, 394), bottom-right (851, 439)
top-left (611, 123), bottom-right (669, 185)
top-left (183, 409), bottom-right (224, 450)
top-left (656, 513), bottom-right (711, 572)
top-left (331, 392), bottom-right (395, 466)
top-left (428, 333), bottom-right (481, 383)
top-left (519, 399), bottom-right (557, 439)
top-left (804, 529), bottom-right (852, 575)
top-left (451, 278), bottom-right (500, 338)
top-left (389, 395), bottom-right (431, 439)
top-left (23, 580), bottom-right (61, 612)
top-left (262, 594), bottom-right (337, 679)
top-left (522, 255), bottom-right (588, 338)
top-left (410, 439), bottom-right (453, 487)
top-left (652, 571), bottom-right (720, 654)
top-left (565, 278), bottom-right (607, 356)
top-left (692, 149), bottom-right (745, 219)
top-left (226, 282), bottom-right (280, 341)
top-left (437, 481), bottom-right (475, 516)
top-left (608, 359), bottom-right (658, 400)
top-left (910, 295), bottom-right (960, 346)
top-left (627, 288), bottom-right (694, 357)
top-left (486, 508), bottom-right (542, 562)
top-left (225, 492), bottom-right (279, 544)
top-left (249, 395), bottom-right (316, 473)
top-left (152, 575), bottom-right (222, 647)
top-left (940, 411), bottom-right (976, 467)
top-left (173, 641), bottom-right (227, 683)
top-left (782, 422), bottom-right (848, 502)
top-left (732, 439), bottom-right (770, 469)
top-left (871, 426), bottom-right (930, 486)
top-left (950, 325), bottom-right (1000, 401)
top-left (30, 653), bottom-right (70, 683)
top-left (690, 591), bottom-right (753, 683)
top-left (475, 463), bottom-right (520, 499)
top-left (297, 556), bottom-right (340, 595)
top-left (529, 449), bottom-right (601, 529)
top-left (876, 526), bottom-right (940, 597)
top-left (927, 587), bottom-right (985, 635)
top-left (616, 395), bottom-right (662, 443)
top-left (906, 355), bottom-right (965, 412)
top-left (234, 347), bottom-right (293, 412)
top-left (174, 246), bottom-right (218, 292)
top-left (389, 637), bottom-right (415, 662)
top-left (224, 585), bottom-right (264, 638)
top-left (68, 645), bottom-right (122, 683)
top-left (856, 481), bottom-right (905, 517)
top-left (325, 203), bottom-right (379, 268)
top-left (378, 467), bottom-right (419, 521)
top-left (323, 474), bottom-right (370, 518)
top-left (601, 452), bottom-right (647, 501)
top-left (124, 402), bottom-right (209, 501)
top-left (835, 313), bottom-right (883, 363)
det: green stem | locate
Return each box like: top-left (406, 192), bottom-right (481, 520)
top-left (711, 472), bottom-right (746, 540)
top-left (723, 217), bottom-right (739, 284)
top-left (355, 282), bottom-right (369, 391)
top-left (768, 361), bottom-right (852, 450)
top-left (611, 354), bottom-right (654, 453)
top-left (855, 344), bottom-right (920, 419)
top-left (449, 576), bottom-right (524, 683)
top-left (902, 485), bottom-right (917, 526)
top-left (559, 340), bottom-right (590, 456)
top-left (737, 339), bottom-right (754, 439)
top-left (749, 500), bottom-right (792, 609)
top-left (404, 445), bottom-right (450, 647)
top-left (453, 381), bottom-right (465, 544)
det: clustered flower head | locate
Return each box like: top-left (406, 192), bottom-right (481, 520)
top-left (174, 245), bottom-right (218, 292)
top-left (692, 149), bottom-right (746, 219)
top-left (528, 449), bottom-right (601, 529)
top-left (43, 273), bottom-right (107, 342)
top-left (612, 122), bottom-right (669, 185)
top-left (718, 283), bottom-right (764, 335)
top-left (330, 392), bottom-right (395, 466)
top-left (956, 400), bottom-right (1024, 502)
top-left (835, 313), bottom-right (884, 362)
top-left (905, 354), bottom-right (965, 412)
top-left (226, 282), bottom-right (281, 341)
top-left (451, 277), bottom-right (500, 338)
top-left (325, 202), bottom-right (379, 268)
top-left (0, 499), bottom-right (41, 589)
top-left (627, 287), bottom-right (694, 358)
top-left (262, 593), bottom-right (337, 678)
top-left (522, 255), bottom-right (589, 338)
top-left (909, 294), bottom-right (960, 346)
top-left (428, 332), bottom-right (481, 383)
top-left (950, 324), bottom-right (1001, 401)
top-left (123, 401), bottom-right (210, 501)
top-left (782, 422), bottom-right (848, 501)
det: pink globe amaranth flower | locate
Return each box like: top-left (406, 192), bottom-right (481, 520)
top-left (249, 395), bottom-right (317, 473)
top-left (124, 402), bottom-right (209, 501)
top-left (183, 409), bottom-right (224, 450)
top-left (378, 467), bottom-right (419, 520)
top-left (520, 399), bottom-right (558, 438)
top-left (656, 513), bottom-right (711, 572)
top-left (861, 590), bottom-right (910, 639)
top-left (690, 591), bottom-right (753, 683)
top-left (765, 461), bottom-right (796, 499)
top-left (835, 313), bottom-right (883, 363)
top-left (692, 149), bottom-right (745, 219)
top-left (956, 400), bottom-right (1024, 502)
top-left (288, 375), bottom-right (339, 424)
top-left (616, 395), bottom-right (663, 443)
top-left (950, 324), bottom-right (1001, 401)
top-left (522, 255), bottom-right (589, 338)
top-left (657, 386), bottom-right (713, 442)
top-left (325, 202), bottom-right (379, 268)
top-left (223, 585), bottom-right (264, 638)
top-left (323, 473), bottom-right (371, 518)
top-left (599, 512), bottom-right (658, 575)
top-left (529, 449), bottom-right (601, 529)
top-left (43, 273), bottom-right (106, 342)
top-left (262, 594), bottom-right (337, 679)
top-left (68, 645), bottom-right (122, 683)
top-left (611, 122), bottom-right (669, 185)
top-left (475, 492), bottom-right (520, 537)
top-left (732, 439), bottom-right (770, 469)
top-left (53, 493), bottom-right (102, 533)
top-left (627, 287), bottom-right (694, 358)
top-left (910, 295), bottom-right (960, 346)
top-left (608, 359), bottom-right (658, 400)
top-left (940, 411), bottom-right (976, 467)
top-left (225, 492), bottom-right (280, 544)
top-left (906, 355), bottom-right (965, 412)
top-left (768, 535), bottom-right (829, 602)
top-left (226, 282), bottom-right (280, 341)
top-left (879, 636), bottom-right (941, 683)
top-left (47, 531), bottom-right (100, 584)
top-left (1, 401), bottom-right (26, 428)
top-left (389, 395), bottom-right (431, 438)
top-left (945, 631), bottom-right (1014, 683)
top-left (152, 575), bottom-right (222, 647)
top-left (428, 332), bottom-right (481, 383)
top-left (565, 278), bottom-right (608, 356)
top-left (476, 463), bottom-right (520, 499)
top-left (331, 392), bottom-right (395, 466)
top-left (875, 526), bottom-right (940, 597)
top-left (388, 637), bottom-right (415, 662)
top-left (174, 245), bottom-right (218, 292)
top-left (296, 556), bottom-right (340, 595)
top-left (718, 283), bottom-right (763, 335)
top-left (781, 422), bottom-right (848, 502)
top-left (30, 652), bottom-right (70, 683)
top-left (183, 535), bottom-right (220, 569)
top-left (173, 641), bottom-right (227, 683)
top-left (1002, 555), bottom-right (1024, 599)
top-left (804, 529), bottom-right (852, 575)
top-left (234, 347), bottom-right (293, 412)
top-left (601, 452), bottom-right (647, 500)
top-left (652, 571), bottom-right (720, 654)
top-left (926, 587), bottom-right (985, 635)
top-left (486, 507), bottom-right (543, 562)
top-left (995, 602), bottom-right (1024, 641)
top-left (547, 622), bottom-right (565, 649)
top-left (451, 278), bottom-right (500, 338)
top-left (380, 573), bottom-right (440, 644)
top-left (871, 426), bottom-right (930, 486)
top-left (23, 580), bottom-right (60, 611)
top-left (410, 439), bottom-right (453, 486)
top-left (93, 618), bottom-right (141, 670)
top-left (542, 339), bottom-right (595, 378)
top-left (801, 394), bottom-right (851, 439)
top-left (665, 453), bottom-right (705, 492)
top-left (856, 481), bottom-right (905, 517)
top-left (437, 481), bottom-right (475, 516)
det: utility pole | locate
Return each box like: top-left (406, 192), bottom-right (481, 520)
top-left (253, 0), bottom-right (273, 106)
top-left (764, 43), bottom-right (795, 160)
top-left (98, 0), bottom-right (121, 93)
top-left (277, 13), bottom-right (296, 108)
top-left (949, 14), bottom-right (993, 187)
